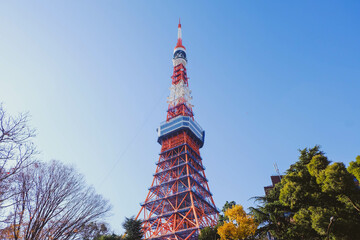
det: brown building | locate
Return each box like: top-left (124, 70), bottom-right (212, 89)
top-left (264, 175), bottom-right (283, 196)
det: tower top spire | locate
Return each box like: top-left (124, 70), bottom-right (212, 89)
top-left (175, 18), bottom-right (185, 51)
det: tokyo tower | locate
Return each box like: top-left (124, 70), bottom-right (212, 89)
top-left (136, 21), bottom-right (219, 240)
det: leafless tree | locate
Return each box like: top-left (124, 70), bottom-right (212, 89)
top-left (3, 160), bottom-right (112, 240)
top-left (0, 104), bottom-right (37, 222)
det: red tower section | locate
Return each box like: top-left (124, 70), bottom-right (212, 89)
top-left (136, 21), bottom-right (218, 240)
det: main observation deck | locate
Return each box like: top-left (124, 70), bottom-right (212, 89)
top-left (157, 116), bottom-right (205, 148)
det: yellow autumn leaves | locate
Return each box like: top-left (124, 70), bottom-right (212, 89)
top-left (217, 205), bottom-right (258, 240)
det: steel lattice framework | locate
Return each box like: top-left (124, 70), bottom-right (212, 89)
top-left (136, 21), bottom-right (218, 240)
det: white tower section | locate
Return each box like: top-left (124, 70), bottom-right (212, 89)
top-left (167, 80), bottom-right (193, 108)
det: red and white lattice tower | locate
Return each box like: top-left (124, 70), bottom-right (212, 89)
top-left (136, 20), bottom-right (219, 240)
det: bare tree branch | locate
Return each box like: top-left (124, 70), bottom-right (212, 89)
top-left (2, 160), bottom-right (112, 240)
top-left (0, 104), bottom-right (37, 225)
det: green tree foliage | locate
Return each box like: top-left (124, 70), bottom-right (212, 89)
top-left (251, 146), bottom-right (360, 240)
top-left (97, 234), bottom-right (122, 240)
top-left (199, 226), bottom-right (220, 240)
top-left (348, 155), bottom-right (360, 182)
top-left (122, 217), bottom-right (143, 240)
top-left (250, 184), bottom-right (293, 239)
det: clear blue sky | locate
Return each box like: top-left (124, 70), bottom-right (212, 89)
top-left (1, 0), bottom-right (359, 234)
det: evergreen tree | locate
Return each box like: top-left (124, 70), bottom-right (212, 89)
top-left (97, 234), bottom-right (122, 240)
top-left (199, 226), bottom-right (220, 240)
top-left (122, 217), bottom-right (143, 240)
top-left (251, 146), bottom-right (360, 240)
